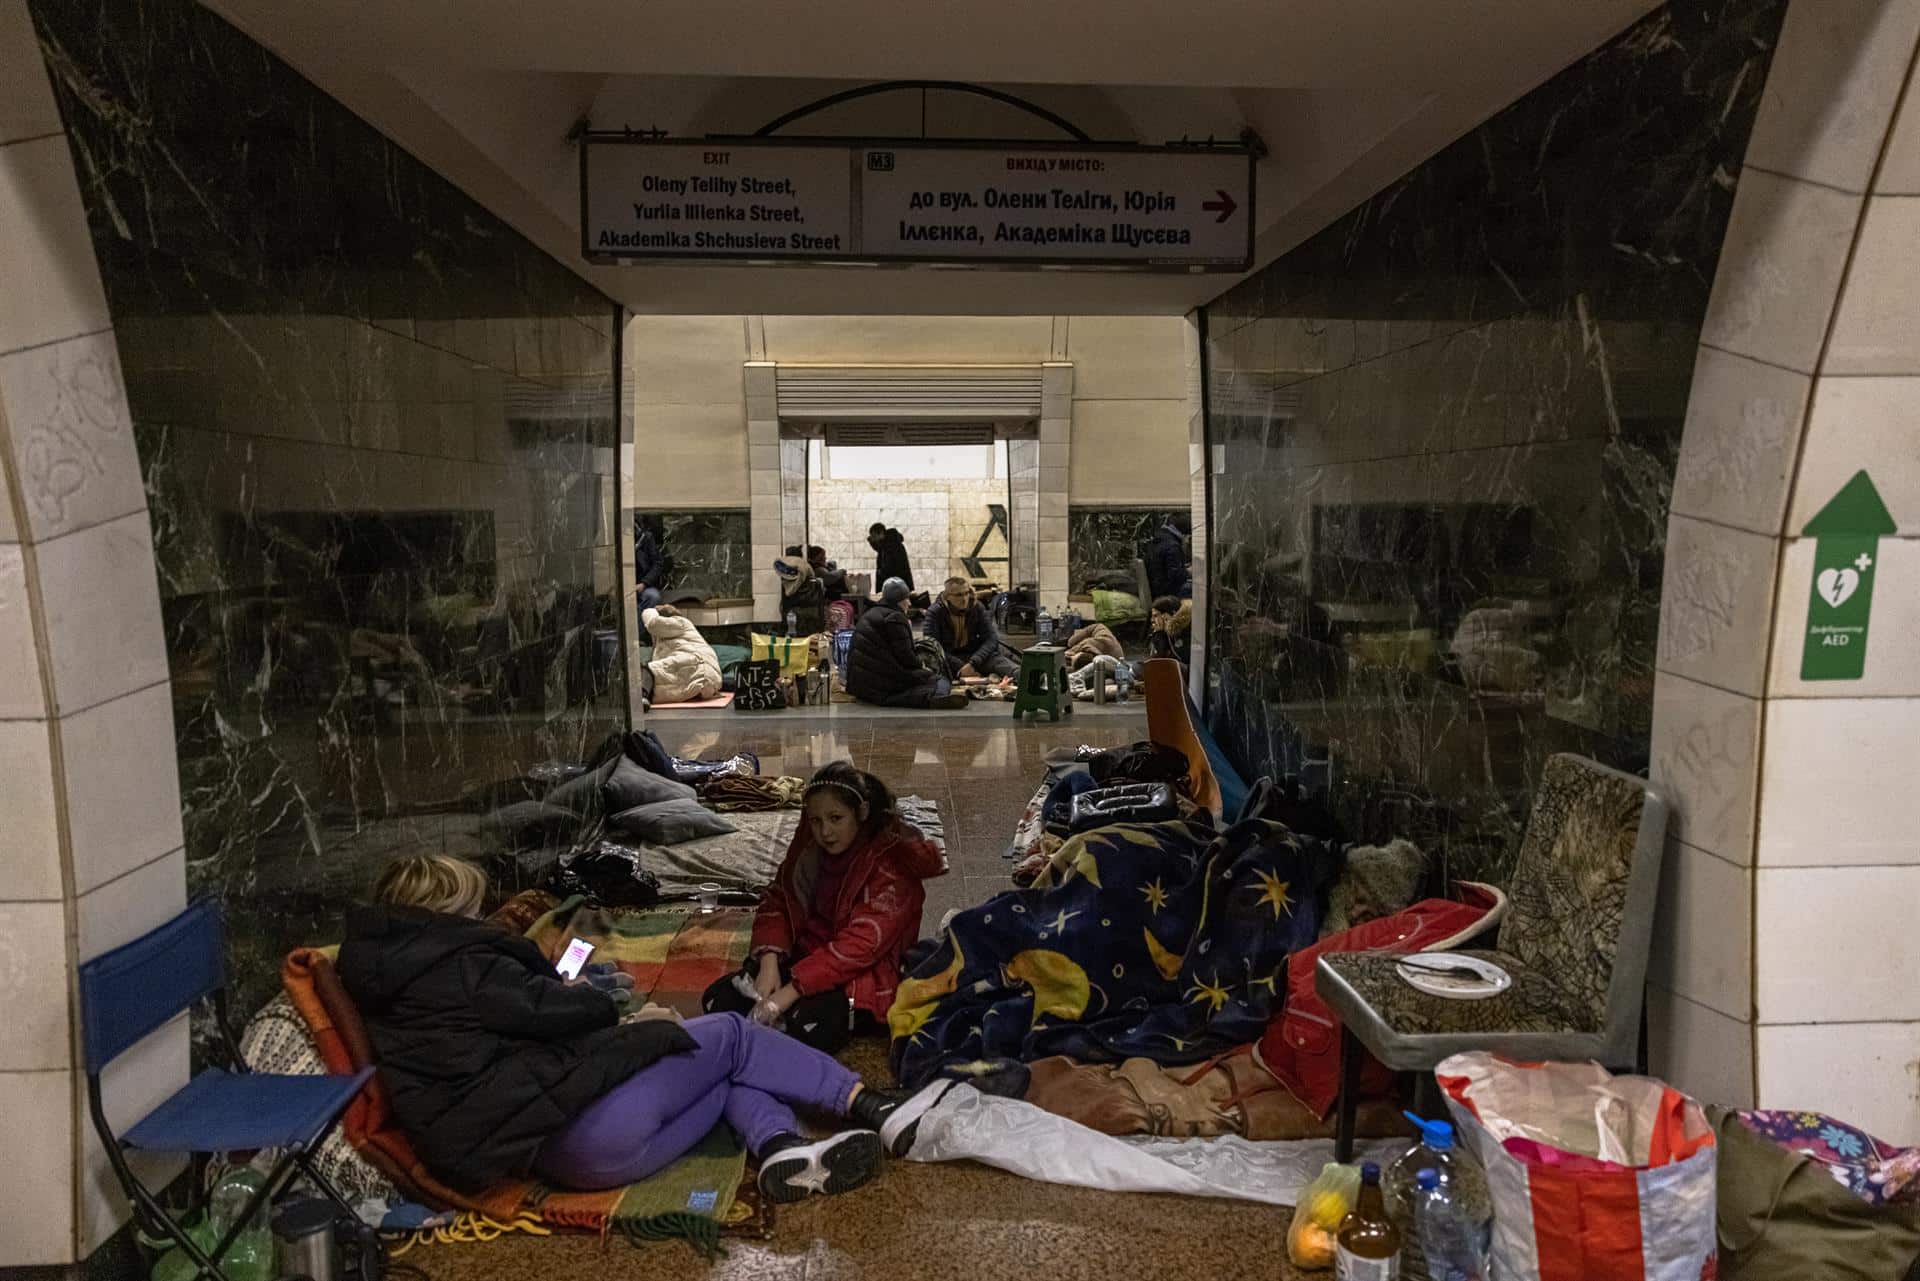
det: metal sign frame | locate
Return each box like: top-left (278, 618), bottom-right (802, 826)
top-left (579, 134), bottom-right (1256, 272)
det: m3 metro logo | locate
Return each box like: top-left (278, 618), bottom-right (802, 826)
top-left (865, 151), bottom-right (895, 172)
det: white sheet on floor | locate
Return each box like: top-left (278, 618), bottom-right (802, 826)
top-left (901, 1082), bottom-right (1403, 1206)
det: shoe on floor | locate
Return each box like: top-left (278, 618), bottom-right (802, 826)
top-left (756, 1130), bottom-right (884, 1203)
top-left (931, 692), bottom-right (970, 710)
top-left (860, 1080), bottom-right (955, 1157)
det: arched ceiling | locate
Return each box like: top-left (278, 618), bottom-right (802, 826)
top-left (204, 0), bottom-right (1660, 314)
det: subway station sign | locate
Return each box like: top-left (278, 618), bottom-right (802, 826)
top-left (581, 138), bottom-right (1254, 271)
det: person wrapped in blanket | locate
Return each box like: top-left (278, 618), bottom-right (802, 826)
top-left (704, 763), bottom-right (947, 1053)
top-left (338, 854), bottom-right (938, 1205)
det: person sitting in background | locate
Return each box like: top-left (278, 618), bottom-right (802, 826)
top-left (846, 578), bottom-right (968, 709)
top-left (634, 515), bottom-right (672, 612)
top-left (1062, 621), bottom-right (1124, 671)
top-left (1148, 595), bottom-right (1193, 666)
top-left (777, 547), bottom-right (827, 633)
top-left (1145, 513), bottom-right (1193, 602)
top-left (923, 577), bottom-right (1020, 680)
top-left (641, 604), bottom-right (721, 706)
top-left (703, 763), bottom-right (944, 1052)
top-left (867, 523), bottom-right (914, 592)
top-left (807, 545), bottom-right (849, 602)
top-left (339, 854), bottom-right (929, 1203)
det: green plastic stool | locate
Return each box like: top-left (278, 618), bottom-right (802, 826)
top-left (1012, 645), bottom-right (1072, 722)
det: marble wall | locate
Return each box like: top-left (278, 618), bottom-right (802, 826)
top-left (1201, 0), bottom-right (1786, 884)
top-left (639, 509), bottom-right (753, 601)
top-left (32, 0), bottom-right (624, 1005)
top-left (1068, 506), bottom-right (1186, 595)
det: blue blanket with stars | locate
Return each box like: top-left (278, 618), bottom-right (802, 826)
top-left (889, 816), bottom-right (1340, 1087)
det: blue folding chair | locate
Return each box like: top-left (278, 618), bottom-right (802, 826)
top-left (79, 900), bottom-right (372, 1281)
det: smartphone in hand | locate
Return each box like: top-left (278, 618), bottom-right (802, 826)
top-left (555, 937), bottom-right (595, 980)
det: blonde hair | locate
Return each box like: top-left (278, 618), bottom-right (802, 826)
top-left (372, 854), bottom-right (489, 917)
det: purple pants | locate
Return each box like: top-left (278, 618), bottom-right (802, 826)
top-left (534, 1012), bottom-right (860, 1190)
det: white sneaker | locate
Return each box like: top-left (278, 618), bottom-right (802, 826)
top-left (756, 1130), bottom-right (884, 1203)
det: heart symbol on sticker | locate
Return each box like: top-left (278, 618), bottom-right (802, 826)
top-left (1817, 567), bottom-right (1860, 609)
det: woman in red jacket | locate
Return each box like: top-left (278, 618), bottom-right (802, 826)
top-left (702, 762), bottom-right (946, 1052)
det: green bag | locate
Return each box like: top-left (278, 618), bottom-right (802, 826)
top-left (1713, 1108), bottom-right (1920, 1281)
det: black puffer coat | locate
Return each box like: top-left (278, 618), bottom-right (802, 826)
top-left (846, 600), bottom-right (938, 707)
top-left (872, 529), bottom-right (914, 590)
top-left (337, 906), bottom-right (693, 1191)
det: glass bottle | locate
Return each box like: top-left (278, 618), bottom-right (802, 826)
top-left (1336, 1160), bottom-right (1402, 1280)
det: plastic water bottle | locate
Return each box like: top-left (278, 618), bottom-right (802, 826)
top-left (1387, 1115), bottom-right (1490, 1278)
top-left (1114, 663), bottom-right (1133, 702)
top-left (205, 1166), bottom-right (272, 1281)
top-left (1036, 606), bottom-right (1054, 644)
top-left (1414, 1168), bottom-right (1484, 1281)
top-left (785, 609), bottom-right (797, 637)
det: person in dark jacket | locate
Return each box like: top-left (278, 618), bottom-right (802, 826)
top-left (867, 523), bottom-right (914, 592)
top-left (634, 514), bottom-right (671, 611)
top-left (845, 578), bottom-right (968, 709)
top-left (807, 545), bottom-right (849, 601)
top-left (923, 578), bottom-right (1019, 679)
top-left (338, 854), bottom-right (927, 1202)
top-left (1144, 513), bottom-right (1193, 601)
top-left (1148, 595), bottom-right (1193, 667)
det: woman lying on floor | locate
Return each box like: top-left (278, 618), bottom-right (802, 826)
top-left (703, 762), bottom-right (945, 1052)
top-left (338, 854), bottom-right (931, 1204)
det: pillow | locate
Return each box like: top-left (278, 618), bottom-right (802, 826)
top-left (609, 799), bottom-right (737, 846)
top-left (482, 800), bottom-right (580, 846)
top-left (544, 758), bottom-right (617, 816)
top-left (602, 755), bottom-right (695, 810)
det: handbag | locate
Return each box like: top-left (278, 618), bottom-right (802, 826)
top-left (1067, 782), bottom-right (1177, 833)
top-left (733, 658), bottom-right (785, 711)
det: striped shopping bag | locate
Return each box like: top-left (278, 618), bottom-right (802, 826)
top-left (1437, 1052), bottom-right (1718, 1281)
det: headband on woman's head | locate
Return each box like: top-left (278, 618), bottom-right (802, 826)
top-left (803, 777), bottom-right (866, 807)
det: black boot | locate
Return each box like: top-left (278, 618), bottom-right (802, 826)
top-left (851, 1081), bottom-right (955, 1157)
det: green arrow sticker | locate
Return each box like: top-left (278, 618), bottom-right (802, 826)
top-left (1800, 469), bottom-right (1895, 681)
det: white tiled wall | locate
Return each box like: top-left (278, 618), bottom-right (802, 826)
top-left (1650, 0), bottom-right (1920, 1124)
top-left (0, 14), bottom-right (190, 1264)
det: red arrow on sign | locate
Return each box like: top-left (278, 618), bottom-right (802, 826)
top-left (1202, 189), bottom-right (1237, 223)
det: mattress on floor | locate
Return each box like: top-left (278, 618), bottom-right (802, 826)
top-left (644, 794), bottom-right (946, 893)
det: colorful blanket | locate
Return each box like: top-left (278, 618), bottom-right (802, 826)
top-left (524, 898), bottom-right (754, 1018)
top-left (279, 901), bottom-right (761, 1250)
top-left (890, 816), bottom-right (1340, 1087)
top-left (1738, 1110), bottom-right (1920, 1207)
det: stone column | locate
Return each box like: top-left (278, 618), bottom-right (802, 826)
top-left (1650, 0), bottom-right (1920, 1139)
top-left (0, 1), bottom-right (189, 1263)
top-left (1038, 361), bottom-right (1072, 609)
top-left (1184, 313), bottom-right (1208, 703)
top-left (745, 361), bottom-right (781, 620)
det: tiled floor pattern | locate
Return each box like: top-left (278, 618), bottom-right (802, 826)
top-left (403, 713), bottom-right (1317, 1281)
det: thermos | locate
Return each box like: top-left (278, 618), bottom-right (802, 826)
top-left (271, 1197), bottom-right (337, 1281)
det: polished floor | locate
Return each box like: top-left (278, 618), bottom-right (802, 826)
top-left (403, 714), bottom-right (1320, 1281)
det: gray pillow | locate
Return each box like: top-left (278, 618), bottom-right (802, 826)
top-left (603, 756), bottom-right (695, 811)
top-left (545, 757), bottom-right (616, 816)
top-left (483, 800), bottom-right (578, 846)
top-left (609, 799), bottom-right (736, 846)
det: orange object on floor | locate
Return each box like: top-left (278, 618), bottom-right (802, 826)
top-left (1141, 657), bottom-right (1221, 818)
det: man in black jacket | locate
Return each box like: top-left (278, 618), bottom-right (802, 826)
top-left (634, 514), bottom-right (672, 611)
top-left (846, 578), bottom-right (968, 709)
top-left (1145, 512), bottom-right (1193, 601)
top-left (867, 523), bottom-right (914, 592)
top-left (923, 577), bottom-right (1019, 679)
